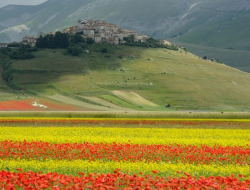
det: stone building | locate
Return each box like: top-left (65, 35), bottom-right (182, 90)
top-left (22, 36), bottom-right (37, 47)
top-left (94, 34), bottom-right (102, 43)
top-left (134, 35), bottom-right (150, 42)
top-left (159, 40), bottom-right (171, 46)
top-left (0, 43), bottom-right (7, 48)
top-left (83, 28), bottom-right (95, 37)
top-left (62, 26), bottom-right (77, 35)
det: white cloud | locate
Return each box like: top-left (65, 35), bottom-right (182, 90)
top-left (0, 0), bottom-right (48, 8)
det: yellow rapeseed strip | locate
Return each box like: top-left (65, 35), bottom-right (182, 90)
top-left (1, 159), bottom-right (249, 178)
top-left (0, 127), bottom-right (249, 146)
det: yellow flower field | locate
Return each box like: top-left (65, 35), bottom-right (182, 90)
top-left (1, 159), bottom-right (249, 178)
top-left (0, 127), bottom-right (249, 146)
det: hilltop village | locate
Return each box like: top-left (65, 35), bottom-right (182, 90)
top-left (63, 20), bottom-right (153, 45)
top-left (0, 19), bottom-right (178, 60)
top-left (0, 20), bottom-right (171, 48)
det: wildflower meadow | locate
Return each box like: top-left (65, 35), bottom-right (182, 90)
top-left (0, 116), bottom-right (249, 189)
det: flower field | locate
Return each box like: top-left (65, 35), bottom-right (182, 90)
top-left (0, 99), bottom-right (87, 111)
top-left (0, 117), bottom-right (249, 189)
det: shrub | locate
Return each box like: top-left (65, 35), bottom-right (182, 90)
top-left (86, 38), bottom-right (94, 45)
top-left (102, 48), bottom-right (108, 53)
top-left (67, 45), bottom-right (83, 56)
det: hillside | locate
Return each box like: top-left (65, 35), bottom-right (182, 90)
top-left (0, 0), bottom-right (250, 71)
top-left (168, 41), bottom-right (250, 73)
top-left (1, 45), bottom-right (250, 111)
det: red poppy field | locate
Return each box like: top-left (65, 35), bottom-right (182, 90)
top-left (0, 141), bottom-right (249, 165)
top-left (0, 117), bottom-right (249, 189)
top-left (0, 99), bottom-right (90, 111)
top-left (1, 169), bottom-right (250, 190)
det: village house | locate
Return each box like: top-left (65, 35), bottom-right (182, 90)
top-left (49, 32), bottom-right (56, 35)
top-left (0, 43), bottom-right (8, 48)
top-left (83, 28), bottom-right (95, 38)
top-left (22, 35), bottom-right (37, 47)
top-left (62, 26), bottom-right (77, 35)
top-left (37, 32), bottom-right (46, 38)
top-left (94, 34), bottom-right (102, 43)
top-left (159, 40), bottom-right (171, 46)
top-left (134, 35), bottom-right (150, 43)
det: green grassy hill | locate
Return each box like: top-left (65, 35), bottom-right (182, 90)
top-left (1, 45), bottom-right (250, 111)
top-left (0, 76), bottom-right (19, 101)
top-left (0, 52), bottom-right (21, 101)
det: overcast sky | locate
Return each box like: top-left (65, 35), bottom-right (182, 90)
top-left (0, 0), bottom-right (48, 8)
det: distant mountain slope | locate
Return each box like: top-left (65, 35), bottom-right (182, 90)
top-left (173, 9), bottom-right (250, 51)
top-left (2, 45), bottom-right (250, 111)
top-left (1, 0), bottom-right (250, 50)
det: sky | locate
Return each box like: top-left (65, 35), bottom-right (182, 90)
top-left (0, 0), bottom-right (48, 8)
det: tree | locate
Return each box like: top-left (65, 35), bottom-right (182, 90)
top-left (48, 34), bottom-right (55, 48)
top-left (67, 45), bottom-right (83, 56)
top-left (123, 35), bottom-right (134, 43)
top-left (146, 37), bottom-right (158, 44)
top-left (86, 38), bottom-right (94, 45)
top-left (36, 35), bottom-right (45, 48)
top-left (71, 34), bottom-right (84, 43)
top-left (9, 45), bottom-right (35, 60)
top-left (36, 32), bottom-right (70, 49)
top-left (54, 31), bottom-right (63, 48)
top-left (43, 35), bottom-right (49, 48)
top-left (54, 32), bottom-right (70, 48)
